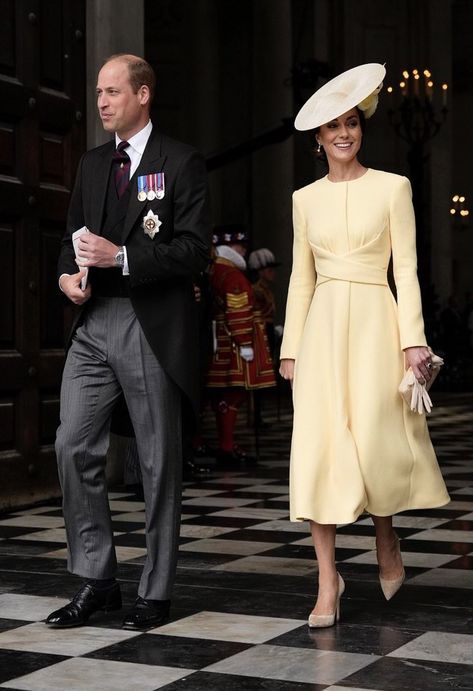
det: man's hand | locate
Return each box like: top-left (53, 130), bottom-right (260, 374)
top-left (59, 270), bottom-right (91, 305)
top-left (76, 232), bottom-right (119, 268)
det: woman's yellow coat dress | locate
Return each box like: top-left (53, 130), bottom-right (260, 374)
top-left (280, 169), bottom-right (450, 524)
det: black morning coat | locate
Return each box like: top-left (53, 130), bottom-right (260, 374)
top-left (57, 126), bottom-right (212, 416)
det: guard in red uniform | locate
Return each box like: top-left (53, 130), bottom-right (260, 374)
top-left (206, 226), bottom-right (276, 466)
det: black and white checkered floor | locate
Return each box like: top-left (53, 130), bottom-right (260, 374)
top-left (0, 393), bottom-right (472, 690)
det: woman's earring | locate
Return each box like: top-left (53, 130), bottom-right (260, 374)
top-left (317, 142), bottom-right (321, 153)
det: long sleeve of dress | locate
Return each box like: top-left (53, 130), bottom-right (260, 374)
top-left (389, 176), bottom-right (427, 350)
top-left (280, 192), bottom-right (317, 359)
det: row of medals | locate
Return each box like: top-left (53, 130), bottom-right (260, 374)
top-left (138, 189), bottom-right (164, 202)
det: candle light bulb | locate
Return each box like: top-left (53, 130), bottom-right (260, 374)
top-left (441, 83), bottom-right (448, 107)
top-left (402, 70), bottom-right (409, 79)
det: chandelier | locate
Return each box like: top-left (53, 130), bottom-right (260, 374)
top-left (386, 69), bottom-right (448, 146)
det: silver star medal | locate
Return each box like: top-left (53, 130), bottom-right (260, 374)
top-left (142, 209), bottom-right (162, 239)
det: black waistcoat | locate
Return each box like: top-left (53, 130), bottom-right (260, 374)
top-left (89, 167), bottom-right (131, 297)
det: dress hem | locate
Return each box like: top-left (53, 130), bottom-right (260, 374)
top-left (290, 495), bottom-right (451, 525)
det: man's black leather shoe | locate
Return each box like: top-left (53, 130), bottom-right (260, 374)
top-left (122, 596), bottom-right (170, 630)
top-left (45, 581), bottom-right (122, 628)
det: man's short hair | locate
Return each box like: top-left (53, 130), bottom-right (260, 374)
top-left (103, 54), bottom-right (156, 103)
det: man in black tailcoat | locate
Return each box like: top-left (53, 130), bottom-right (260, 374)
top-left (46, 54), bottom-right (210, 631)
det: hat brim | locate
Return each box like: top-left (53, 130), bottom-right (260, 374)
top-left (294, 63), bottom-right (386, 131)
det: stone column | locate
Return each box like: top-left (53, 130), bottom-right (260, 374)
top-left (428, 0), bottom-right (453, 303)
top-left (251, 0), bottom-right (294, 323)
top-left (86, 0), bottom-right (144, 148)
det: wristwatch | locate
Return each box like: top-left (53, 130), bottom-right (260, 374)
top-left (114, 246), bottom-right (125, 268)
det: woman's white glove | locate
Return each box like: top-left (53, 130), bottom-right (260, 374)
top-left (240, 346), bottom-right (254, 362)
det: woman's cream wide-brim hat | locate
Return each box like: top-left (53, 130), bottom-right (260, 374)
top-left (294, 63), bottom-right (386, 131)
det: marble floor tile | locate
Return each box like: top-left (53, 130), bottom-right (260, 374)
top-left (445, 500), bottom-right (473, 510)
top-left (356, 516), bottom-right (449, 529)
top-left (0, 622), bottom-right (139, 656)
top-left (0, 650), bottom-right (68, 686)
top-left (0, 517), bottom-right (64, 529)
top-left (405, 528), bottom-right (473, 543)
top-left (0, 657), bottom-right (192, 691)
top-left (159, 670), bottom-right (325, 689)
top-left (11, 507), bottom-right (62, 516)
top-left (179, 525), bottom-right (238, 539)
top-left (212, 555), bottom-right (317, 576)
top-left (204, 477), bottom-right (274, 485)
top-left (247, 520), bottom-right (310, 533)
top-left (181, 497), bottom-right (261, 508)
top-left (407, 568), bottom-right (473, 589)
top-left (209, 508), bottom-right (289, 520)
top-left (14, 530), bottom-right (67, 544)
top-left (154, 611), bottom-right (304, 644)
top-left (40, 546), bottom-right (147, 562)
top-left (344, 550), bottom-right (457, 568)
top-left (181, 488), bottom-right (225, 498)
top-left (86, 632), bottom-right (250, 669)
top-left (203, 644), bottom-right (378, 685)
top-left (292, 535), bottom-right (376, 550)
top-left (388, 631), bottom-right (473, 665)
top-left (179, 538), bottom-right (281, 555)
top-left (234, 484), bottom-right (289, 494)
top-left (0, 595), bottom-right (70, 622)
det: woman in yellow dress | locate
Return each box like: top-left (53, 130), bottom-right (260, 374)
top-left (279, 63), bottom-right (449, 628)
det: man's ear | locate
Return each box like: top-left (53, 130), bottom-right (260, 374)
top-left (139, 85), bottom-right (150, 106)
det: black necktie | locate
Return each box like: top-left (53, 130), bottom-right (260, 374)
top-left (112, 141), bottom-right (131, 198)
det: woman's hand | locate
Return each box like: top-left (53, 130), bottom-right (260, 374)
top-left (404, 346), bottom-right (433, 383)
top-left (279, 358), bottom-right (295, 384)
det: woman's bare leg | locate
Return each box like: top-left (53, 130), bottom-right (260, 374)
top-left (309, 521), bottom-right (339, 615)
top-left (371, 514), bottom-right (403, 579)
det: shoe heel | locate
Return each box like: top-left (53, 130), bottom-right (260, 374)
top-left (308, 572), bottom-right (344, 629)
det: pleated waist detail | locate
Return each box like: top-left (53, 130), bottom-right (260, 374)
top-left (313, 243), bottom-right (388, 287)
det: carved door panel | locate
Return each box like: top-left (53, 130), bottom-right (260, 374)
top-left (0, 0), bottom-right (85, 508)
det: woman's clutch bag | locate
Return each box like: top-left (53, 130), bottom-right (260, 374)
top-left (398, 350), bottom-right (444, 414)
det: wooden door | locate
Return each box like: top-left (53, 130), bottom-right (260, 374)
top-left (0, 0), bottom-right (85, 509)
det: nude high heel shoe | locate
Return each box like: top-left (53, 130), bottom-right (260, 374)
top-left (378, 534), bottom-right (405, 601)
top-left (308, 572), bottom-right (345, 628)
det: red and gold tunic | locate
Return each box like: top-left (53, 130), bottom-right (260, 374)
top-left (206, 256), bottom-right (276, 389)
top-left (253, 277), bottom-right (276, 324)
